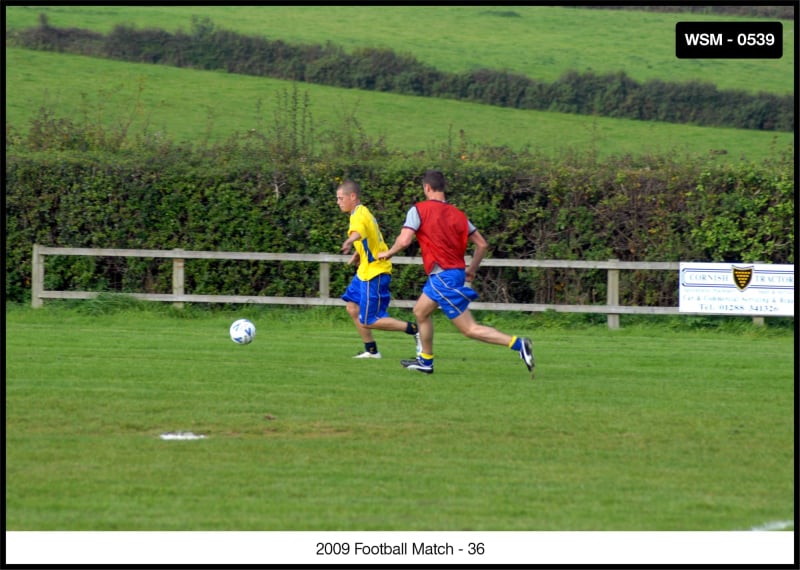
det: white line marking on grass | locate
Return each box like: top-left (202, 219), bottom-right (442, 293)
top-left (159, 431), bottom-right (207, 440)
top-left (750, 520), bottom-right (794, 531)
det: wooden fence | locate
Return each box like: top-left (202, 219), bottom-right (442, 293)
top-left (31, 244), bottom-right (722, 329)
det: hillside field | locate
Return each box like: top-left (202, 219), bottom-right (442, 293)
top-left (6, 48), bottom-right (793, 162)
top-left (6, 5), bottom-right (794, 160)
top-left (4, 5), bottom-right (794, 94)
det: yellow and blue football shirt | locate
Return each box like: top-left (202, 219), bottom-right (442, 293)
top-left (349, 204), bottom-right (392, 281)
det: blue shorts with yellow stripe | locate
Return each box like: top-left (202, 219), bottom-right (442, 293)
top-left (342, 273), bottom-right (392, 325)
top-left (423, 269), bottom-right (479, 319)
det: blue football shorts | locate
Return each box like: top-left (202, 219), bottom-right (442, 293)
top-left (423, 269), bottom-right (479, 319)
top-left (341, 273), bottom-right (392, 325)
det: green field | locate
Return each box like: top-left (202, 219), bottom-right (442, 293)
top-left (4, 5), bottom-right (793, 94)
top-left (5, 5), bottom-right (794, 161)
top-left (5, 48), bottom-right (793, 162)
top-left (6, 302), bottom-right (794, 536)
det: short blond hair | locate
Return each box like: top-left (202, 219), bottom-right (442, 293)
top-left (338, 179), bottom-right (361, 197)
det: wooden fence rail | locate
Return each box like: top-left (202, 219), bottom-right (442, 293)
top-left (32, 244), bottom-right (700, 329)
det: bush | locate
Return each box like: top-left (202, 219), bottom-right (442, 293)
top-left (6, 102), bottom-right (794, 307)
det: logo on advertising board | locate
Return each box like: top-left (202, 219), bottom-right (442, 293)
top-left (731, 265), bottom-right (754, 291)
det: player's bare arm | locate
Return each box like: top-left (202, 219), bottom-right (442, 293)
top-left (466, 230), bottom-right (489, 282)
top-left (378, 228), bottom-right (416, 259)
top-left (341, 231), bottom-right (362, 254)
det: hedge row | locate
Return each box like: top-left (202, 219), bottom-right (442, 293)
top-left (6, 16), bottom-right (793, 132)
top-left (6, 139), bottom-right (793, 308)
top-left (577, 6), bottom-right (795, 19)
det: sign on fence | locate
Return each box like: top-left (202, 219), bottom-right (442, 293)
top-left (679, 262), bottom-right (794, 316)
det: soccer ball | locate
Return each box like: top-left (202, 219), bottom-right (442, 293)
top-left (230, 318), bottom-right (256, 345)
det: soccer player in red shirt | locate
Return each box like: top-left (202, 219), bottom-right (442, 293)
top-left (378, 170), bottom-right (534, 378)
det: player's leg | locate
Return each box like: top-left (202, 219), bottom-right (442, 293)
top-left (451, 310), bottom-right (535, 376)
top-left (401, 271), bottom-right (469, 374)
top-left (450, 309), bottom-right (512, 345)
top-left (343, 275), bottom-right (380, 358)
top-left (400, 292), bottom-right (438, 374)
top-left (355, 273), bottom-right (401, 358)
top-left (347, 301), bottom-right (375, 342)
top-left (427, 269), bottom-right (535, 377)
top-left (411, 292), bottom-right (438, 355)
top-left (362, 274), bottom-right (419, 352)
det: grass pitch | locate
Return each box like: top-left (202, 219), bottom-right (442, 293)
top-left (5, 302), bottom-right (794, 533)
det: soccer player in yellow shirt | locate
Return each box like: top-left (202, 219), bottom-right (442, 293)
top-left (336, 180), bottom-right (421, 359)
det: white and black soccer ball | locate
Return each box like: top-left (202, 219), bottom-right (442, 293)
top-left (229, 318), bottom-right (256, 345)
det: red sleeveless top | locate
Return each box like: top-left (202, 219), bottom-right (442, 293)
top-left (413, 200), bottom-right (470, 274)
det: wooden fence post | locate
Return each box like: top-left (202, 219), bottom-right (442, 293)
top-left (31, 244), bottom-right (44, 308)
top-left (607, 259), bottom-right (620, 330)
top-left (319, 262), bottom-right (330, 299)
top-left (172, 249), bottom-right (184, 309)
